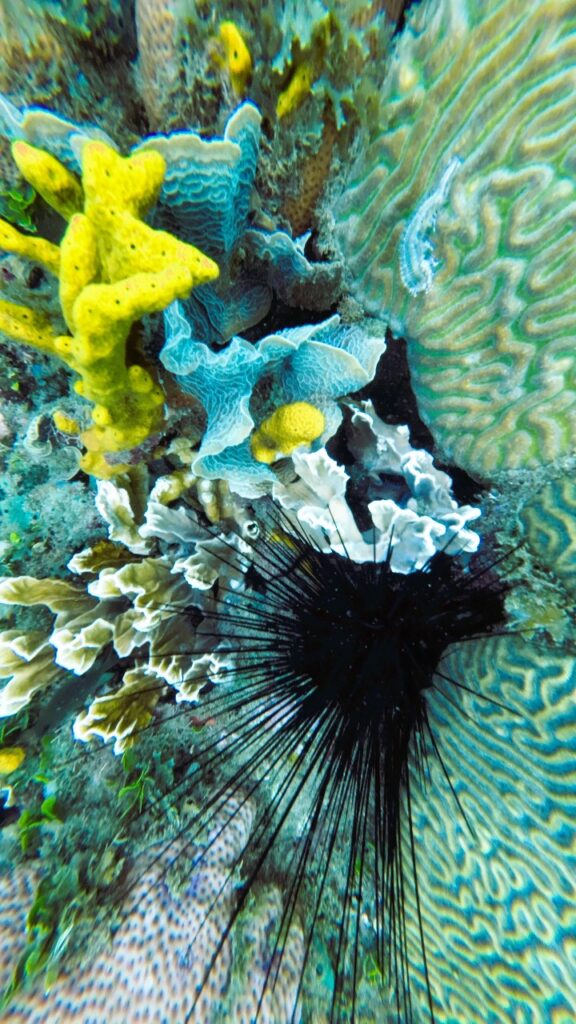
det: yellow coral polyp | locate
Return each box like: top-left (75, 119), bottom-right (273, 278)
top-left (0, 746), bottom-right (25, 774)
top-left (0, 137), bottom-right (219, 477)
top-left (251, 401), bottom-right (325, 464)
top-left (216, 21), bottom-right (252, 96)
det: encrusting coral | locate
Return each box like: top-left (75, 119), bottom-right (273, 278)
top-left (335, 0), bottom-right (576, 479)
top-left (0, 136), bottom-right (218, 476)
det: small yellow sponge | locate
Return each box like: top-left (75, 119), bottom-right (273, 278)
top-left (251, 401), bottom-right (325, 464)
top-left (0, 746), bottom-right (25, 774)
top-left (216, 22), bottom-right (252, 96)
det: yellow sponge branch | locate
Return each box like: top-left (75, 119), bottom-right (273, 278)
top-left (11, 140), bottom-right (83, 219)
top-left (0, 218), bottom-right (60, 276)
top-left (0, 136), bottom-right (219, 477)
top-left (81, 141), bottom-right (166, 219)
top-left (0, 299), bottom-right (59, 354)
top-left (59, 213), bottom-right (99, 330)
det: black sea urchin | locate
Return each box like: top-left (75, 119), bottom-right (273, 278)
top-left (135, 506), bottom-right (508, 1023)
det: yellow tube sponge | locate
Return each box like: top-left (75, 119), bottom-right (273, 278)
top-left (81, 141), bottom-right (165, 219)
top-left (0, 298), bottom-right (59, 353)
top-left (0, 218), bottom-right (60, 276)
top-left (11, 140), bottom-right (83, 219)
top-left (0, 136), bottom-right (219, 476)
top-left (59, 212), bottom-right (99, 330)
top-left (251, 401), bottom-right (325, 464)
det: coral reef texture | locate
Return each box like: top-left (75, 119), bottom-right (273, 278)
top-left (335, 0), bottom-right (576, 478)
top-left (0, 1), bottom-right (574, 1022)
top-left (520, 478), bottom-right (576, 595)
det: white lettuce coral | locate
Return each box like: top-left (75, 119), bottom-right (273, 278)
top-left (274, 401), bottom-right (480, 572)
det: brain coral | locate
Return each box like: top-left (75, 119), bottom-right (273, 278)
top-left (519, 477), bottom-right (576, 595)
top-left (404, 635), bottom-right (576, 1022)
top-left (335, 0), bottom-right (576, 479)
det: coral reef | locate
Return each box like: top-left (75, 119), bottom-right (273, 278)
top-left (335, 0), bottom-right (576, 479)
top-left (0, 4), bottom-right (573, 1023)
top-left (0, 389), bottom-right (482, 743)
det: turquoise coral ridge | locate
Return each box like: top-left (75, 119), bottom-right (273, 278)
top-left (134, 103), bottom-right (262, 263)
top-left (137, 102), bottom-right (342, 347)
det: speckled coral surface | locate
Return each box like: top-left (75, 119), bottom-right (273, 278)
top-left (0, 796), bottom-right (306, 1023)
top-left (2, 828), bottom-right (238, 1023)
